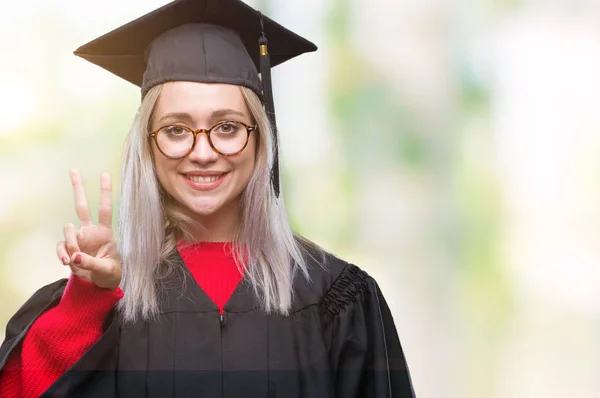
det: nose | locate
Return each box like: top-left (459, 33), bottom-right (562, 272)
top-left (187, 132), bottom-right (219, 164)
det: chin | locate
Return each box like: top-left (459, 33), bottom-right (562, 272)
top-left (186, 201), bottom-right (223, 218)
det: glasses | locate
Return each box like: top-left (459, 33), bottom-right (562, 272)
top-left (149, 121), bottom-right (257, 159)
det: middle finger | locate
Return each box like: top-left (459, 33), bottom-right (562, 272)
top-left (98, 172), bottom-right (113, 228)
top-left (70, 169), bottom-right (93, 227)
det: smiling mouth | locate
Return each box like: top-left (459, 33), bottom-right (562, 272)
top-left (185, 174), bottom-right (225, 183)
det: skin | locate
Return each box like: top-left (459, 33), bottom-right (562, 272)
top-left (150, 82), bottom-right (257, 242)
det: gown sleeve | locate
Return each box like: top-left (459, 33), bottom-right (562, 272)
top-left (0, 279), bottom-right (68, 367)
top-left (0, 278), bottom-right (122, 398)
top-left (320, 264), bottom-right (417, 398)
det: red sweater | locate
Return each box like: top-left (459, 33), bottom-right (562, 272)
top-left (0, 241), bottom-right (242, 398)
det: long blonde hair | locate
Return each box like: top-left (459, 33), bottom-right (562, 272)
top-left (117, 83), bottom-right (323, 323)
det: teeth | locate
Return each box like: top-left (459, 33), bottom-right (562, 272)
top-left (186, 174), bottom-right (222, 183)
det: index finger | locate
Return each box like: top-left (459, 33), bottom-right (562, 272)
top-left (70, 169), bottom-right (92, 227)
top-left (98, 172), bottom-right (113, 228)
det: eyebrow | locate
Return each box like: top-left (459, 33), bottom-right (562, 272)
top-left (156, 109), bottom-right (248, 125)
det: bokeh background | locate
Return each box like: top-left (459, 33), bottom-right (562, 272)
top-left (1, 0), bottom-right (600, 397)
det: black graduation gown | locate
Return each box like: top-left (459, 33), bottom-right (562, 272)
top-left (0, 249), bottom-right (416, 397)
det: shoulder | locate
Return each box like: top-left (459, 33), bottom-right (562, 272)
top-left (5, 279), bottom-right (68, 329)
top-left (290, 238), bottom-right (374, 314)
top-left (1, 279), bottom-right (68, 352)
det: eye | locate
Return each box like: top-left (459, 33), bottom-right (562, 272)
top-left (163, 125), bottom-right (188, 136)
top-left (215, 122), bottom-right (240, 134)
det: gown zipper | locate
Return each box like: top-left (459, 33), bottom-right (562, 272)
top-left (220, 311), bottom-right (226, 397)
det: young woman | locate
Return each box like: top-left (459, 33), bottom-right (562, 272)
top-left (0, 1), bottom-right (416, 397)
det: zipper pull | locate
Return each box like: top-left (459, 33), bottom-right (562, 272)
top-left (220, 313), bottom-right (227, 327)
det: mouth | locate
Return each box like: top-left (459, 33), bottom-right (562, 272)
top-left (181, 172), bottom-right (228, 191)
top-left (185, 174), bottom-right (224, 183)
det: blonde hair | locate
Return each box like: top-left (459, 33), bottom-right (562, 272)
top-left (117, 83), bottom-right (323, 323)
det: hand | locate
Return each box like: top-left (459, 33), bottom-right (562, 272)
top-left (56, 169), bottom-right (122, 290)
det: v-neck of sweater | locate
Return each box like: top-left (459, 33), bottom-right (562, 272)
top-left (176, 241), bottom-right (244, 314)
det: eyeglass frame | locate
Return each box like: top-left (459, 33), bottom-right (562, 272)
top-left (148, 121), bottom-right (257, 159)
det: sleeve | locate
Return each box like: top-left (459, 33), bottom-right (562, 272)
top-left (0, 278), bottom-right (68, 368)
top-left (0, 276), bottom-right (124, 398)
top-left (320, 264), bottom-right (416, 398)
top-left (0, 275), bottom-right (124, 398)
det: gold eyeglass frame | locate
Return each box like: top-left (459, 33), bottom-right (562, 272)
top-left (148, 121), bottom-right (257, 159)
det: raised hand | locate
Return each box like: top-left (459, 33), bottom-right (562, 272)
top-left (56, 169), bottom-right (122, 290)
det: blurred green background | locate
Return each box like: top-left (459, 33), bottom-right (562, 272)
top-left (2, 0), bottom-right (600, 397)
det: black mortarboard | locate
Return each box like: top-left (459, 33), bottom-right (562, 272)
top-left (74, 0), bottom-right (317, 197)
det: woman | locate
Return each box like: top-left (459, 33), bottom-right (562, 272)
top-left (0, 1), bottom-right (416, 397)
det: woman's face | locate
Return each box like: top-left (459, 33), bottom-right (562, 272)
top-left (150, 81), bottom-right (257, 223)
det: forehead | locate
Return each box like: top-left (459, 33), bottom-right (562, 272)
top-left (154, 81), bottom-right (249, 117)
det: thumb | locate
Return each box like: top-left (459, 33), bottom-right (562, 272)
top-left (71, 251), bottom-right (121, 290)
top-left (71, 251), bottom-right (110, 273)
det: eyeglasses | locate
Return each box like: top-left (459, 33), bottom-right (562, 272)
top-left (149, 121), bottom-right (257, 159)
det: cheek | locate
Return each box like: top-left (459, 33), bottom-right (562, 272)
top-left (242, 136), bottom-right (258, 177)
top-left (152, 146), bottom-right (178, 188)
top-left (152, 147), bottom-right (165, 179)
top-left (228, 139), bottom-right (256, 193)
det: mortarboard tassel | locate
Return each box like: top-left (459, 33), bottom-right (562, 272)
top-left (259, 14), bottom-right (280, 198)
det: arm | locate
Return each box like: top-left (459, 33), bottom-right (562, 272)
top-left (0, 274), bottom-right (123, 398)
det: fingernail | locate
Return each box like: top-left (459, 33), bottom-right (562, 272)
top-left (61, 256), bottom-right (69, 265)
top-left (73, 253), bottom-right (82, 265)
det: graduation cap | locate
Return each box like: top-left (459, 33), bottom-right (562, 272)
top-left (74, 0), bottom-right (317, 197)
